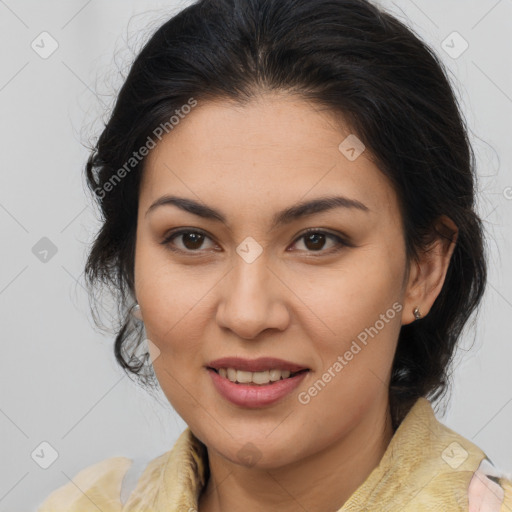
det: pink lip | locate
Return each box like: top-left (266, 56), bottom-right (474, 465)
top-left (207, 368), bottom-right (309, 408)
top-left (207, 356), bottom-right (308, 373)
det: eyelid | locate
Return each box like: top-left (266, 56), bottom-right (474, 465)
top-left (160, 227), bottom-right (218, 253)
top-left (160, 227), bottom-right (351, 254)
top-left (289, 228), bottom-right (352, 255)
top-left (295, 227), bottom-right (350, 243)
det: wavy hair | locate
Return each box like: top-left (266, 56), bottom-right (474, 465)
top-left (84, 0), bottom-right (487, 428)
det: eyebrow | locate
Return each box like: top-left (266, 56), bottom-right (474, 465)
top-left (145, 194), bottom-right (370, 229)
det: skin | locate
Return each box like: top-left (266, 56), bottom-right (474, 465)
top-left (133, 91), bottom-right (458, 512)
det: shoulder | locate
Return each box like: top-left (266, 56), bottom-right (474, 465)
top-left (501, 477), bottom-right (512, 511)
top-left (467, 458), bottom-right (512, 512)
top-left (387, 398), bottom-right (512, 511)
top-left (36, 429), bottom-right (204, 512)
top-left (450, 457), bottom-right (512, 512)
top-left (37, 456), bottom-right (134, 512)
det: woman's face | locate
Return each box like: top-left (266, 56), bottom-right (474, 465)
top-left (134, 92), bottom-right (414, 469)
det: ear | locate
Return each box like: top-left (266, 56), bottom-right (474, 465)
top-left (402, 215), bottom-right (458, 325)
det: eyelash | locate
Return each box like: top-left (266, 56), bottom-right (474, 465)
top-left (160, 227), bottom-right (350, 257)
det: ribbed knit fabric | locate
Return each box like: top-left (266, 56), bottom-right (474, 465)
top-left (37, 397), bottom-right (512, 511)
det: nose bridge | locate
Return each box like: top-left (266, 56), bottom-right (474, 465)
top-left (216, 249), bottom-right (289, 338)
top-left (229, 251), bottom-right (273, 307)
top-left (228, 232), bottom-right (272, 294)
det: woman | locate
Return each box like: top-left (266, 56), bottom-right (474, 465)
top-left (38, 0), bottom-right (512, 510)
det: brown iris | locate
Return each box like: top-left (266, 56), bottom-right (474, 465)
top-left (303, 232), bottom-right (327, 251)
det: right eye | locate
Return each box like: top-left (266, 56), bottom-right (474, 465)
top-left (160, 228), bottom-right (218, 253)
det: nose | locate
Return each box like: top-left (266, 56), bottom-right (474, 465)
top-left (215, 256), bottom-right (290, 340)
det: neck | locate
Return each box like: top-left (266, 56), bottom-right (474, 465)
top-left (198, 398), bottom-right (395, 512)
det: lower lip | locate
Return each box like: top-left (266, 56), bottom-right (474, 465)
top-left (207, 368), bottom-right (308, 408)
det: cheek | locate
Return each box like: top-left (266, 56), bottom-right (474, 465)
top-left (134, 241), bottom-right (207, 357)
top-left (296, 250), bottom-right (404, 337)
top-left (295, 265), bottom-right (401, 432)
top-left (289, 251), bottom-right (404, 404)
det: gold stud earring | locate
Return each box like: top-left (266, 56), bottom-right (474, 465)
top-left (413, 306), bottom-right (422, 320)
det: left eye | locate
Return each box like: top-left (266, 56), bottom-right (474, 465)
top-left (161, 229), bottom-right (347, 254)
top-left (291, 230), bottom-right (346, 253)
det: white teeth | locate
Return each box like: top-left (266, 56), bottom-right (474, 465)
top-left (218, 368), bottom-right (295, 384)
top-left (269, 369), bottom-right (281, 381)
top-left (252, 370), bottom-right (270, 385)
top-left (236, 370), bottom-right (253, 383)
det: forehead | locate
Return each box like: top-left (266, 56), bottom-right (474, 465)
top-left (140, 93), bottom-right (398, 218)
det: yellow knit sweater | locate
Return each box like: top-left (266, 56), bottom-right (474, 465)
top-left (38, 397), bottom-right (512, 511)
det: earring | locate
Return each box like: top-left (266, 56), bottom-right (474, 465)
top-left (131, 303), bottom-right (143, 321)
top-left (413, 306), bottom-right (422, 320)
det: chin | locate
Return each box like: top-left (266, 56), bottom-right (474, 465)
top-left (208, 432), bottom-right (304, 470)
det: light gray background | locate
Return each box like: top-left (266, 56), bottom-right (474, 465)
top-left (0, 1), bottom-right (511, 510)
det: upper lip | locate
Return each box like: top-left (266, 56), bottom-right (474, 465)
top-left (207, 357), bottom-right (309, 373)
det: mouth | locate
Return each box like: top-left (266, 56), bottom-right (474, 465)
top-left (208, 367), bottom-right (309, 385)
top-left (206, 357), bottom-right (310, 407)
